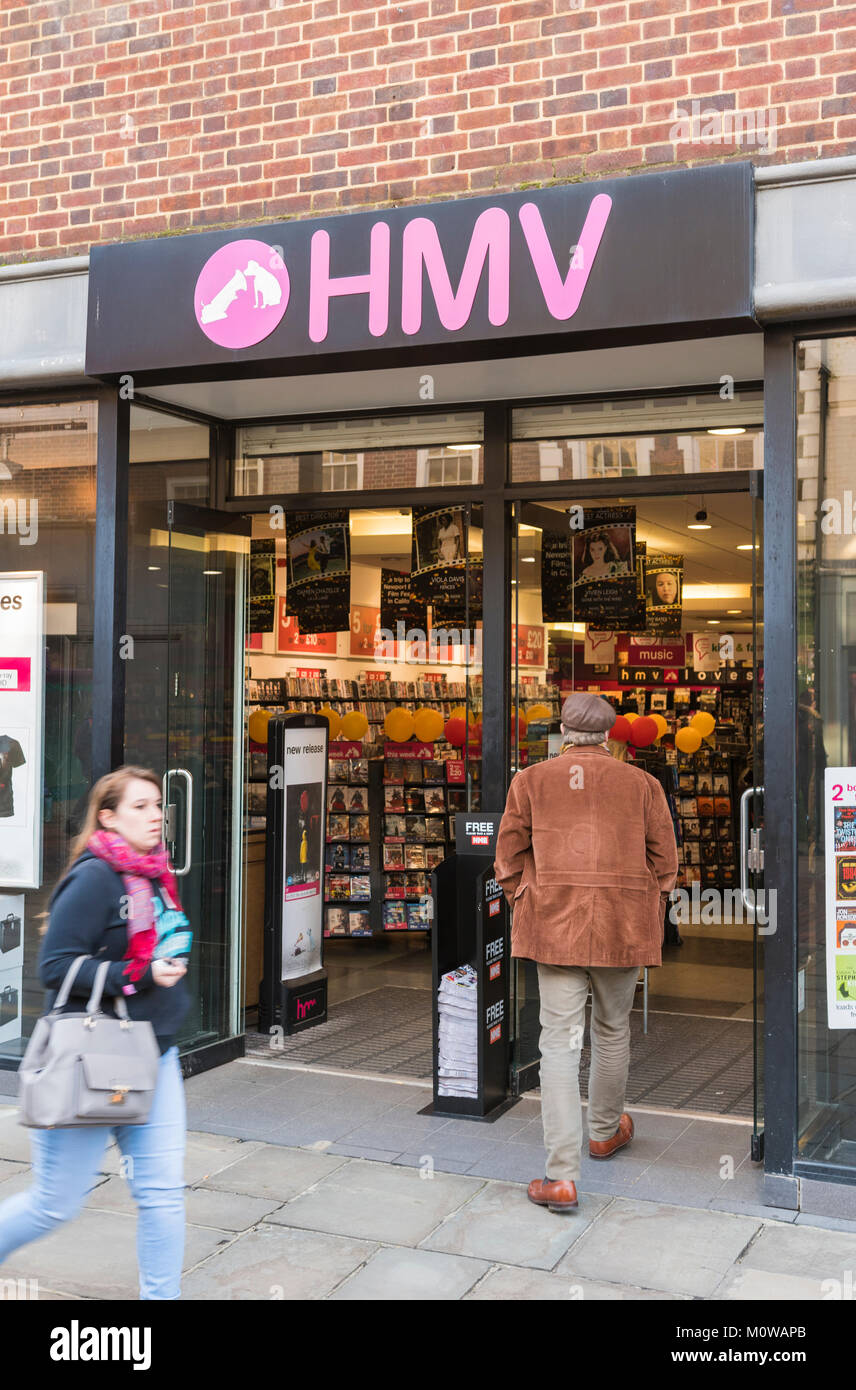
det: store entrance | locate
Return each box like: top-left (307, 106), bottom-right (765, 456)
top-left (509, 480), bottom-right (765, 1132)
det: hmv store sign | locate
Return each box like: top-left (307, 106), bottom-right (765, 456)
top-left (85, 164), bottom-right (753, 381)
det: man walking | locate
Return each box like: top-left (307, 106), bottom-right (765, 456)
top-left (494, 693), bottom-right (678, 1213)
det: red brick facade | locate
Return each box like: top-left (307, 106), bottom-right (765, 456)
top-left (2, 0), bottom-right (855, 264)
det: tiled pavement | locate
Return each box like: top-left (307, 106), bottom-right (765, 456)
top-left (2, 1058), bottom-right (856, 1300)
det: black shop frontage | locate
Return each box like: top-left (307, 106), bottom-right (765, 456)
top-left (4, 158), bottom-right (855, 1209)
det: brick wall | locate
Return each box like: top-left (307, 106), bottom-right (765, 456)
top-left (2, 0), bottom-right (855, 263)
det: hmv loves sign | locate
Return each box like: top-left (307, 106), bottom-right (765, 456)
top-left (86, 164), bottom-right (752, 380)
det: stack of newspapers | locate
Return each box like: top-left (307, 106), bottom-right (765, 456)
top-left (437, 964), bottom-right (478, 1098)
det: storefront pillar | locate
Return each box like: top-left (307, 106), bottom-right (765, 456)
top-left (480, 405), bottom-right (511, 812)
top-left (92, 386), bottom-right (129, 780)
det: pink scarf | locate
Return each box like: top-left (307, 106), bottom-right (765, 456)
top-left (87, 831), bottom-right (181, 984)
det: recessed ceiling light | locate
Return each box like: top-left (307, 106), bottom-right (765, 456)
top-left (521, 556), bottom-right (536, 563)
top-left (147, 566), bottom-right (161, 571)
top-left (706, 619), bottom-right (720, 625)
top-left (736, 543), bottom-right (758, 551)
top-left (726, 609), bottom-right (742, 614)
top-left (203, 569), bottom-right (222, 576)
top-left (708, 427), bottom-right (746, 436)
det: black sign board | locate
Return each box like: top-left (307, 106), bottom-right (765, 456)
top-left (455, 812), bottom-right (501, 857)
top-left (86, 164), bottom-right (754, 383)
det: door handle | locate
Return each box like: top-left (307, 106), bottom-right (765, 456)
top-left (163, 768), bottom-right (193, 877)
top-left (739, 785), bottom-right (764, 917)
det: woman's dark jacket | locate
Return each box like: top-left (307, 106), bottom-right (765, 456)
top-left (39, 851), bottom-right (189, 1054)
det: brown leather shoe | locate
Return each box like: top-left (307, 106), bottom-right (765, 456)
top-left (527, 1177), bottom-right (579, 1213)
top-left (589, 1112), bottom-right (634, 1160)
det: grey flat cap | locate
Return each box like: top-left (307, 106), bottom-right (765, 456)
top-left (560, 691), bottom-right (616, 733)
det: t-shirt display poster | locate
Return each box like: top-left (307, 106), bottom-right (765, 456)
top-left (285, 509), bottom-right (350, 635)
top-left (281, 724), bottom-right (328, 982)
top-left (644, 552), bottom-right (684, 636)
top-left (412, 505), bottom-right (471, 616)
top-left (571, 505), bottom-right (638, 627)
top-left (0, 572), bottom-right (44, 890)
top-left (379, 567), bottom-right (428, 634)
top-left (249, 538), bottom-right (276, 633)
top-left (824, 769), bottom-right (856, 1027)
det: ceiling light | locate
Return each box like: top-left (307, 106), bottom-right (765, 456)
top-left (203, 569), bottom-right (222, 576)
top-left (147, 566), bottom-right (161, 572)
top-left (687, 508), bottom-right (711, 530)
top-left (521, 556), bottom-right (536, 563)
top-left (706, 619), bottom-right (720, 625)
top-left (707, 427), bottom-right (746, 436)
top-left (736, 543), bottom-right (758, 551)
top-left (726, 609), bottom-right (742, 614)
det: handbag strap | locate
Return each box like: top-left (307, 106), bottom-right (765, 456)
top-left (52, 954), bottom-right (90, 1010)
top-left (53, 955), bottom-right (131, 1021)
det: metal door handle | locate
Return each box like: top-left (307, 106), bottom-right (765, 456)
top-left (740, 785), bottom-right (764, 917)
top-left (163, 768), bottom-right (193, 877)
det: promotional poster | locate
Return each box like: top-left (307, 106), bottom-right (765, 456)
top-left (285, 509), bottom-right (350, 634)
top-left (0, 894), bottom-right (24, 1044)
top-left (824, 769), bottom-right (856, 1027)
top-left (540, 527), bottom-right (575, 623)
top-left (571, 505), bottom-right (639, 627)
top-left (644, 551), bottom-right (684, 637)
top-left (280, 724), bottom-right (328, 981)
top-left (0, 573), bottom-right (44, 890)
top-left (411, 504), bottom-right (477, 618)
top-left (379, 567), bottom-right (428, 634)
top-left (249, 538), bottom-right (276, 633)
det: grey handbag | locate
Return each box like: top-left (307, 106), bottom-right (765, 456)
top-left (18, 955), bottom-right (161, 1129)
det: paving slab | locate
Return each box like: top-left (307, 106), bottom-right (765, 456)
top-left (96, 1132), bottom-right (267, 1187)
top-left (717, 1267), bottom-right (835, 1300)
top-left (199, 1143), bottom-right (349, 1202)
top-left (0, 1158), bottom-right (27, 1185)
top-left (558, 1200), bottom-right (760, 1298)
top-left (393, 1152), bottom-right (478, 1176)
top-left (83, 1175), bottom-right (282, 1232)
top-left (181, 1224), bottom-right (376, 1300)
top-left (421, 1181), bottom-right (612, 1270)
top-left (267, 1158), bottom-right (485, 1245)
top-left (0, 1114), bottom-right (33, 1164)
top-left (464, 1265), bottom-right (686, 1300)
top-left (733, 1221), bottom-right (856, 1285)
top-left (0, 1209), bottom-right (232, 1300)
top-left (330, 1246), bottom-right (490, 1300)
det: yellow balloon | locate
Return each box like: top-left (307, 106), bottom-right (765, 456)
top-left (340, 709), bottom-right (368, 741)
top-left (526, 703), bottom-right (551, 722)
top-left (691, 710), bottom-right (716, 738)
top-left (449, 705), bottom-right (467, 721)
top-left (625, 712), bottom-right (639, 723)
top-left (318, 705), bottom-right (342, 739)
top-left (384, 706), bottom-right (414, 743)
top-left (248, 709), bottom-right (273, 745)
top-left (651, 713), bottom-right (669, 740)
top-left (675, 726), bottom-right (702, 754)
top-left (413, 707), bottom-right (444, 743)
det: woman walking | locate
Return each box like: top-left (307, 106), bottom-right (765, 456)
top-left (0, 766), bottom-right (191, 1300)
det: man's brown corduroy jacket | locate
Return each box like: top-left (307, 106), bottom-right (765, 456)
top-left (494, 745), bottom-right (679, 968)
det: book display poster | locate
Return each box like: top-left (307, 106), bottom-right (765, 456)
top-left (285, 509), bottom-right (350, 634)
top-left (645, 552), bottom-right (684, 637)
top-left (824, 769), bottom-right (856, 1027)
top-left (571, 505), bottom-right (638, 627)
top-left (379, 567), bottom-right (428, 634)
top-left (540, 527), bottom-right (575, 623)
top-left (249, 538), bottom-right (276, 633)
top-left (281, 725), bottom-right (328, 981)
top-left (0, 573), bottom-right (44, 889)
top-left (411, 505), bottom-right (469, 615)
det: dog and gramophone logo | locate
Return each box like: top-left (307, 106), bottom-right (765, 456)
top-left (194, 239), bottom-right (289, 349)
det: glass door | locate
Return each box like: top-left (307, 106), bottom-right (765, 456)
top-left (163, 502), bottom-right (250, 1054)
top-left (741, 471), bottom-right (765, 1157)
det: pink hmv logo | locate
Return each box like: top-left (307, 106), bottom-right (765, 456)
top-left (194, 239), bottom-right (290, 349)
top-left (296, 996), bottom-right (317, 1020)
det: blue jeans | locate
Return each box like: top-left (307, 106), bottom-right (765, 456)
top-left (0, 1046), bottom-right (186, 1300)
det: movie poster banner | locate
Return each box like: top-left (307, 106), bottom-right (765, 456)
top-left (571, 506), bottom-right (638, 627)
top-left (249, 538), bottom-right (276, 633)
top-left (285, 509), bottom-right (350, 634)
top-left (412, 504), bottom-right (468, 613)
top-left (541, 528), bottom-right (574, 623)
top-left (281, 724), bottom-right (328, 981)
top-left (644, 552), bottom-right (684, 636)
top-left (432, 557), bottom-right (483, 625)
top-left (379, 567), bottom-right (428, 634)
top-left (824, 768), bottom-right (856, 1027)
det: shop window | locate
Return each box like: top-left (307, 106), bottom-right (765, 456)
top-left (322, 452), bottom-right (363, 492)
top-left (417, 446), bottom-right (479, 487)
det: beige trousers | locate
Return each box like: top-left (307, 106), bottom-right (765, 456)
top-left (536, 961), bottom-right (640, 1181)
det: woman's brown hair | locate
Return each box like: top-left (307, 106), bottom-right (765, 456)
top-left (63, 765), bottom-right (162, 879)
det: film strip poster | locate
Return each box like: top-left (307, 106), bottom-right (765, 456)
top-left (626, 538), bottom-right (649, 634)
top-left (285, 509), bottom-right (350, 634)
top-left (644, 552), bottom-right (684, 637)
top-left (379, 568), bottom-right (428, 634)
top-left (249, 538), bottom-right (276, 633)
top-left (570, 505), bottom-right (638, 627)
top-left (541, 528), bottom-right (575, 623)
top-left (431, 557), bottom-right (483, 625)
top-left (411, 505), bottom-right (468, 614)
top-left (825, 771), bottom-right (856, 1027)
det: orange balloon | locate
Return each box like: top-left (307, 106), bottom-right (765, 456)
top-left (384, 707), bottom-right (415, 743)
top-left (691, 710), bottom-right (716, 738)
top-left (675, 726), bottom-right (702, 754)
top-left (340, 710), bottom-right (368, 741)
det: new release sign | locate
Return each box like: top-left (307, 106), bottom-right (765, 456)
top-left (280, 723), bottom-right (328, 982)
top-left (824, 768), bottom-right (856, 1027)
top-left (0, 573), bottom-right (44, 890)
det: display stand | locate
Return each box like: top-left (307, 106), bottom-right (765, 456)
top-left (259, 713), bottom-right (330, 1036)
top-left (422, 812), bottom-right (519, 1121)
